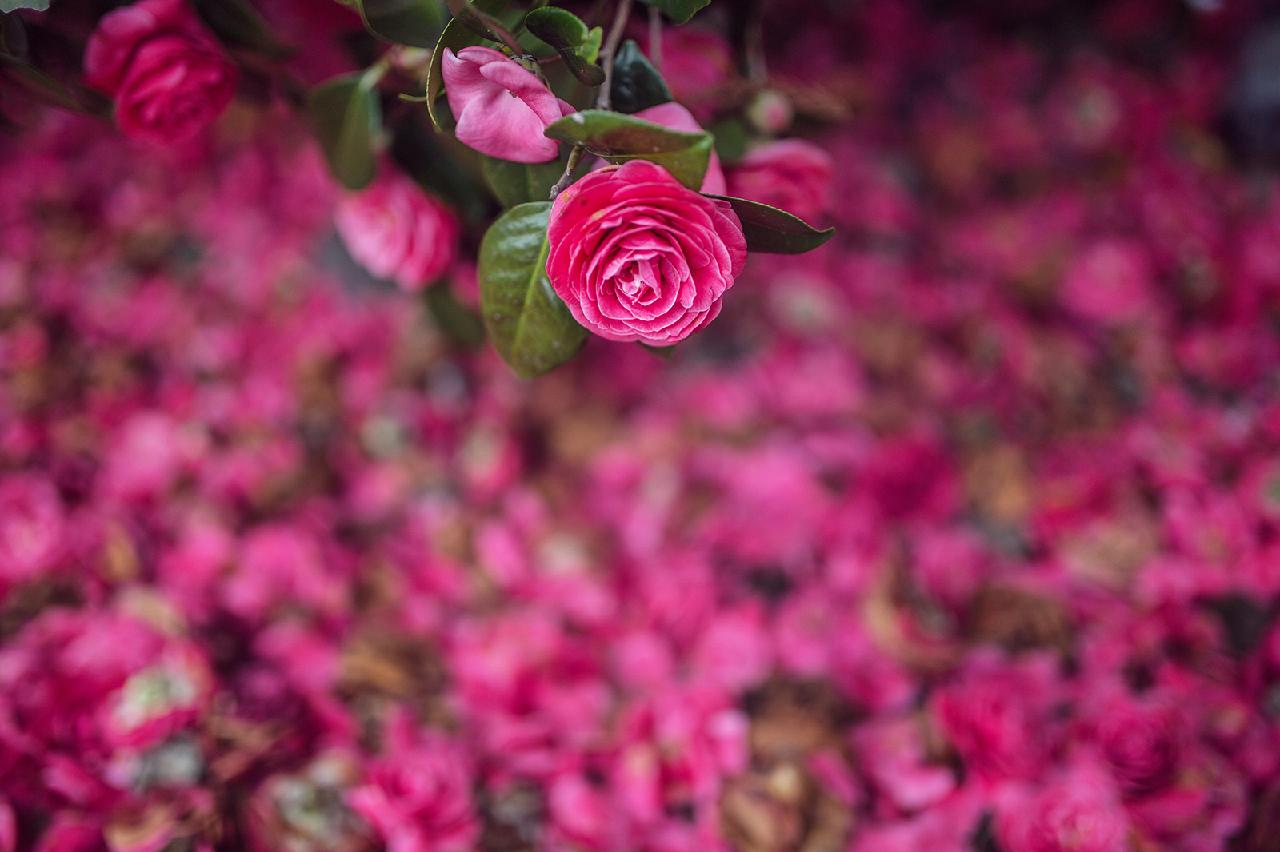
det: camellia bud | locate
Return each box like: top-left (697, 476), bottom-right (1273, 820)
top-left (746, 89), bottom-right (794, 135)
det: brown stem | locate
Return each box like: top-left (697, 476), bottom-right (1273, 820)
top-left (597, 0), bottom-right (633, 110)
top-left (648, 4), bottom-right (662, 73)
top-left (457, 6), bottom-right (524, 54)
top-left (549, 144), bottom-right (585, 200)
top-left (743, 0), bottom-right (767, 85)
top-left (550, 0), bottom-right (633, 200)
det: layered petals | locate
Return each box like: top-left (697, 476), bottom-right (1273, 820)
top-left (547, 160), bottom-right (746, 346)
top-left (442, 47), bottom-right (573, 163)
top-left (84, 0), bottom-right (237, 145)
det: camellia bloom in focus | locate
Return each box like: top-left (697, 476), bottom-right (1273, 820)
top-left (84, 0), bottom-right (238, 145)
top-left (546, 160), bottom-right (746, 346)
top-left (727, 139), bottom-right (835, 224)
top-left (442, 46), bottom-right (574, 163)
top-left (335, 172), bottom-right (460, 291)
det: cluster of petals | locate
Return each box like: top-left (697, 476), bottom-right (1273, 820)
top-left (3, 1), bottom-right (1280, 850)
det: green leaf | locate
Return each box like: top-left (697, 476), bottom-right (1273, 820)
top-left (309, 70), bottom-right (382, 190)
top-left (543, 109), bottom-right (711, 190)
top-left (640, 0), bottom-right (709, 25)
top-left (425, 282), bottom-right (485, 348)
top-left (479, 201), bottom-right (586, 377)
top-left (709, 117), bottom-right (748, 162)
top-left (193, 0), bottom-right (291, 57)
top-left (707, 195), bottom-right (835, 254)
top-left (524, 7), bottom-right (604, 86)
top-left (389, 112), bottom-right (491, 226)
top-left (0, 0), bottom-right (50, 12)
top-left (425, 0), bottom-right (524, 130)
top-left (609, 39), bottom-right (670, 114)
top-left (0, 55), bottom-right (107, 114)
top-left (353, 0), bottom-right (447, 48)
top-left (482, 151), bottom-right (569, 207)
top-left (639, 342), bottom-right (675, 358)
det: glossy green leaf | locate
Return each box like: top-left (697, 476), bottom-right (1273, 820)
top-left (609, 39), bottom-right (670, 114)
top-left (354, 0), bottom-right (447, 48)
top-left (641, 0), bottom-right (709, 25)
top-left (543, 109), bottom-right (711, 189)
top-left (194, 0), bottom-right (291, 57)
top-left (524, 7), bottom-right (604, 86)
top-left (707, 195), bottom-right (835, 254)
top-left (309, 70), bottom-right (382, 190)
top-left (482, 151), bottom-right (570, 207)
top-left (479, 201), bottom-right (586, 377)
top-left (0, 0), bottom-right (49, 12)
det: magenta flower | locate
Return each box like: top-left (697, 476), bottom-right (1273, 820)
top-left (84, 0), bottom-right (238, 145)
top-left (726, 139), bottom-right (834, 224)
top-left (347, 712), bottom-right (478, 852)
top-left (0, 474), bottom-right (63, 587)
top-left (442, 46), bottom-right (574, 163)
top-left (995, 763), bottom-right (1132, 852)
top-left (335, 172), bottom-right (459, 292)
top-left (546, 160), bottom-right (746, 346)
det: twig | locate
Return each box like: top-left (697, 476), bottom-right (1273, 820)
top-left (743, 0), bottom-right (767, 85)
top-left (597, 0), bottom-right (633, 110)
top-left (648, 4), bottom-right (662, 73)
top-left (551, 0), bottom-right (632, 200)
top-left (549, 144), bottom-right (585, 199)
top-left (456, 5), bottom-right (524, 54)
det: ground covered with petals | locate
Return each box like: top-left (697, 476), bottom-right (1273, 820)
top-left (3, 2), bottom-right (1280, 850)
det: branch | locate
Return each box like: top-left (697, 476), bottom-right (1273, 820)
top-left (455, 5), bottom-right (524, 54)
top-left (648, 4), bottom-right (662, 73)
top-left (551, 0), bottom-right (632, 200)
top-left (597, 0), bottom-right (633, 110)
top-left (548, 145), bottom-right (585, 199)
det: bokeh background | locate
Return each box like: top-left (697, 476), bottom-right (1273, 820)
top-left (3, 0), bottom-right (1280, 849)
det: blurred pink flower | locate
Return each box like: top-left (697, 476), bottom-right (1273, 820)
top-left (0, 474), bottom-right (63, 587)
top-left (995, 762), bottom-right (1132, 852)
top-left (336, 173), bottom-right (459, 291)
top-left (348, 711), bottom-right (477, 852)
top-left (84, 0), bottom-right (237, 145)
top-left (727, 139), bottom-right (835, 224)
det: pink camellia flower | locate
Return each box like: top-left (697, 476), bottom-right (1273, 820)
top-left (223, 525), bottom-right (346, 622)
top-left (1059, 237), bottom-right (1155, 325)
top-left (347, 710), bottom-right (478, 852)
top-left (546, 160), bottom-right (746, 346)
top-left (335, 173), bottom-right (459, 291)
top-left (442, 46), bottom-right (574, 163)
top-left (632, 102), bottom-right (726, 194)
top-left (930, 654), bottom-right (1063, 785)
top-left (84, 0), bottom-right (238, 145)
top-left (995, 763), bottom-right (1133, 852)
top-left (726, 139), bottom-right (834, 224)
top-left (0, 607), bottom-right (212, 809)
top-left (853, 716), bottom-right (956, 813)
top-left (1093, 693), bottom-right (1185, 798)
top-left (0, 474), bottom-right (63, 587)
top-left (638, 27), bottom-right (732, 121)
